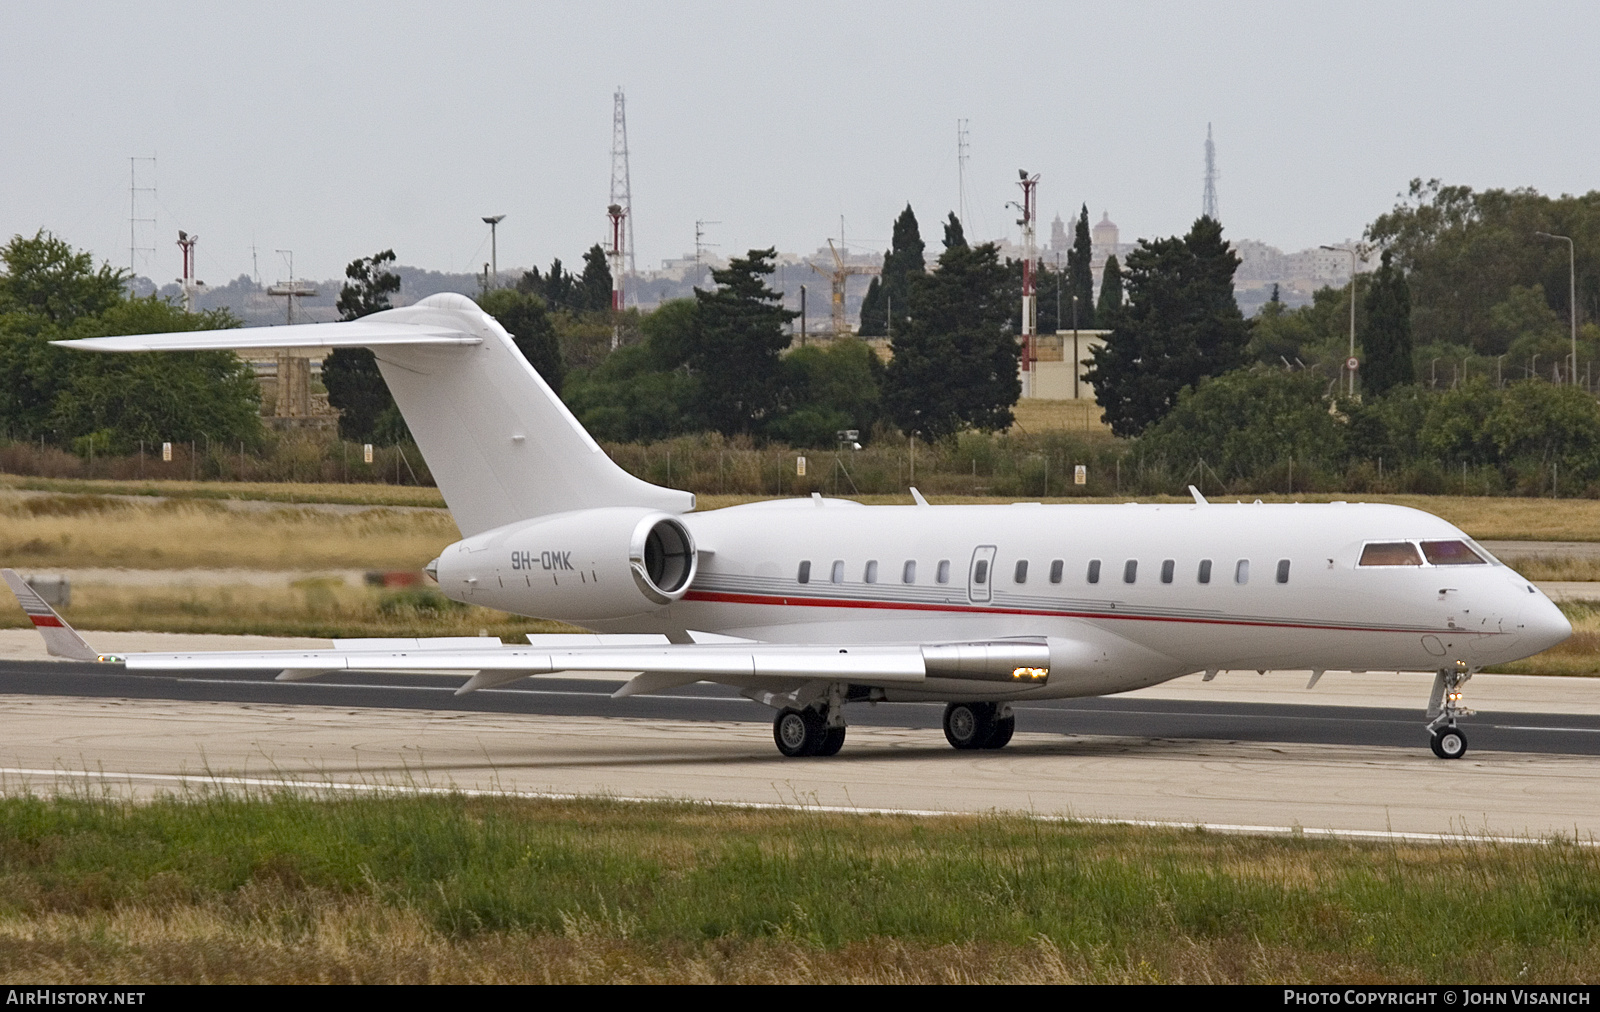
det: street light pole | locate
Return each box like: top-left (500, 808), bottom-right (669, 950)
top-left (1322, 244), bottom-right (1359, 397)
top-left (1535, 231), bottom-right (1577, 386)
top-left (482, 215), bottom-right (506, 290)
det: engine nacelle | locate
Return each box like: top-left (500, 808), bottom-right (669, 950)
top-left (429, 507), bottom-right (697, 620)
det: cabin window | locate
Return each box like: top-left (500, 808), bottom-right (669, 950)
top-left (1160, 559), bottom-right (1175, 584)
top-left (831, 560), bottom-right (845, 583)
top-left (903, 560), bottom-right (917, 583)
top-left (937, 560), bottom-right (951, 583)
top-left (1014, 560), bottom-right (1029, 584)
top-left (1359, 542), bottom-right (1423, 567)
top-left (1123, 560), bottom-right (1138, 584)
top-left (797, 561), bottom-right (811, 584)
top-left (1049, 559), bottom-right (1064, 584)
top-left (1276, 559), bottom-right (1291, 583)
top-left (1087, 559), bottom-right (1101, 584)
top-left (1421, 540), bottom-right (1488, 566)
top-left (1198, 559), bottom-right (1212, 584)
top-left (864, 560), bottom-right (878, 583)
top-left (974, 560), bottom-right (989, 584)
top-left (1235, 559), bottom-right (1250, 584)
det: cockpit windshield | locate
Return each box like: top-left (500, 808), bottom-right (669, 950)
top-left (1359, 542), bottom-right (1423, 566)
top-left (1358, 539), bottom-right (1493, 568)
top-left (1420, 540), bottom-right (1487, 566)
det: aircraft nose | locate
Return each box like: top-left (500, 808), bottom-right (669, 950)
top-left (1521, 593), bottom-right (1572, 655)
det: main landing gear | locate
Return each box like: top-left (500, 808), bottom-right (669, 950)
top-left (773, 706), bottom-right (846, 757)
top-left (943, 702), bottom-right (1015, 751)
top-left (1425, 663), bottom-right (1475, 760)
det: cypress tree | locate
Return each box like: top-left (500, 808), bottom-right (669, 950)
top-left (1084, 216), bottom-right (1248, 436)
top-left (1066, 204), bottom-right (1096, 328)
top-left (579, 245), bottom-right (613, 313)
top-left (885, 241), bottom-right (1017, 438)
top-left (689, 249), bottom-right (797, 435)
top-left (942, 213), bottom-right (967, 250)
top-left (859, 205), bottom-right (926, 337)
top-left (1096, 254), bottom-right (1123, 325)
top-left (1362, 249), bottom-right (1416, 396)
top-left (325, 250), bottom-right (403, 443)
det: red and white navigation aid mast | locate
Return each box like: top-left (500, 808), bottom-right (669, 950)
top-left (1012, 170), bottom-right (1040, 397)
top-left (607, 202), bottom-right (627, 349)
top-left (175, 231), bottom-right (204, 313)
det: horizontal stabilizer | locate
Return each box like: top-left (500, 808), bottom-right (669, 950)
top-left (56, 320), bottom-right (478, 354)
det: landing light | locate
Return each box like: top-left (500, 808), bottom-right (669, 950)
top-left (1012, 666), bottom-right (1048, 681)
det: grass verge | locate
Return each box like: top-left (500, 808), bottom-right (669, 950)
top-left (0, 790), bottom-right (1598, 983)
top-left (0, 581), bottom-right (572, 639)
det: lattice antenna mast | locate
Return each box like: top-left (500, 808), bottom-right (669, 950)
top-left (609, 88), bottom-right (637, 284)
top-left (956, 119), bottom-right (970, 228)
top-left (1202, 123), bottom-right (1219, 220)
top-left (128, 156), bottom-right (157, 277)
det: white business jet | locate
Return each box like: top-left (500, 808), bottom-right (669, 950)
top-left (6, 293), bottom-right (1571, 760)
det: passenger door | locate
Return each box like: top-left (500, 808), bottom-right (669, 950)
top-left (968, 545), bottom-right (997, 604)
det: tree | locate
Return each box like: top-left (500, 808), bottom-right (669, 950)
top-left (1066, 204), bottom-right (1096, 329)
top-left (579, 244), bottom-right (613, 313)
top-left (942, 213), bottom-right (967, 250)
top-left (1084, 216), bottom-right (1249, 436)
top-left (324, 250), bottom-right (404, 443)
top-left (50, 298), bottom-right (262, 451)
top-left (884, 240), bottom-right (1018, 439)
top-left (858, 205), bottom-right (926, 337)
top-left (478, 288), bottom-right (563, 393)
top-left (687, 249), bottom-right (797, 435)
top-left (1138, 367), bottom-right (1345, 482)
top-left (767, 339), bottom-right (885, 447)
top-left (1362, 249), bottom-right (1416, 395)
top-left (0, 232), bottom-right (260, 448)
top-left (0, 231), bottom-right (125, 325)
top-left (1095, 254), bottom-right (1123, 325)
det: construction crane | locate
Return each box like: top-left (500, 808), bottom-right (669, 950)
top-left (808, 239), bottom-right (880, 337)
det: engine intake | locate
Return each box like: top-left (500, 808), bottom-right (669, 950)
top-left (433, 507), bottom-right (698, 620)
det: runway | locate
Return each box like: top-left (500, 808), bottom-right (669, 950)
top-left (1, 659), bottom-right (1598, 840)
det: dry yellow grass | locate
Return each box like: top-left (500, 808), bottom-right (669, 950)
top-left (1007, 398), bottom-right (1109, 434)
top-left (0, 475), bottom-right (447, 508)
top-left (0, 580), bottom-right (571, 639)
top-left (0, 492), bottom-right (457, 571)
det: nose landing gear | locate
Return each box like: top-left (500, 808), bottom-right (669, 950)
top-left (1425, 663), bottom-right (1475, 759)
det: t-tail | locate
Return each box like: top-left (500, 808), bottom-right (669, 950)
top-left (56, 293), bottom-right (693, 536)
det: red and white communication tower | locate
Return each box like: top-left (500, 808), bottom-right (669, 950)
top-left (607, 203), bottom-right (627, 349)
top-left (1012, 170), bottom-right (1040, 397)
top-left (175, 231), bottom-right (205, 313)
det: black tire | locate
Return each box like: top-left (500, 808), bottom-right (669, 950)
top-left (775, 707), bottom-right (819, 757)
top-left (815, 725), bottom-right (846, 757)
top-left (1431, 727), bottom-right (1468, 760)
top-left (983, 715), bottom-right (1015, 750)
top-left (944, 702), bottom-right (997, 750)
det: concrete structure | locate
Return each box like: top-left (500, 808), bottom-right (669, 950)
top-left (1021, 329), bottom-right (1111, 400)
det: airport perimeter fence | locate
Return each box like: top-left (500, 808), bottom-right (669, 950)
top-left (0, 432), bottom-right (1593, 499)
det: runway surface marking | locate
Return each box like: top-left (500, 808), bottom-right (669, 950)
top-left (0, 765), bottom-right (1586, 848)
top-left (3, 694), bottom-right (1599, 840)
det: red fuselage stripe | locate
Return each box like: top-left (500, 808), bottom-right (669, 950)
top-left (680, 589), bottom-right (1463, 636)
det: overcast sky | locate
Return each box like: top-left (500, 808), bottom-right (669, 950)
top-left (5, 1), bottom-right (1598, 285)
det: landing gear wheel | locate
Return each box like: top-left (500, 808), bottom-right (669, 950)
top-left (774, 707), bottom-right (826, 757)
top-left (944, 702), bottom-right (997, 750)
top-left (1430, 726), bottom-right (1468, 760)
top-left (815, 726), bottom-right (846, 756)
top-left (983, 715), bottom-right (1015, 750)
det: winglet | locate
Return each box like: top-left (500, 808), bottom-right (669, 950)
top-left (1, 570), bottom-right (101, 661)
top-left (910, 487), bottom-right (931, 507)
top-left (1188, 485), bottom-right (1209, 505)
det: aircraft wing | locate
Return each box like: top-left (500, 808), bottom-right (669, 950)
top-left (2, 571), bottom-right (1051, 696)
